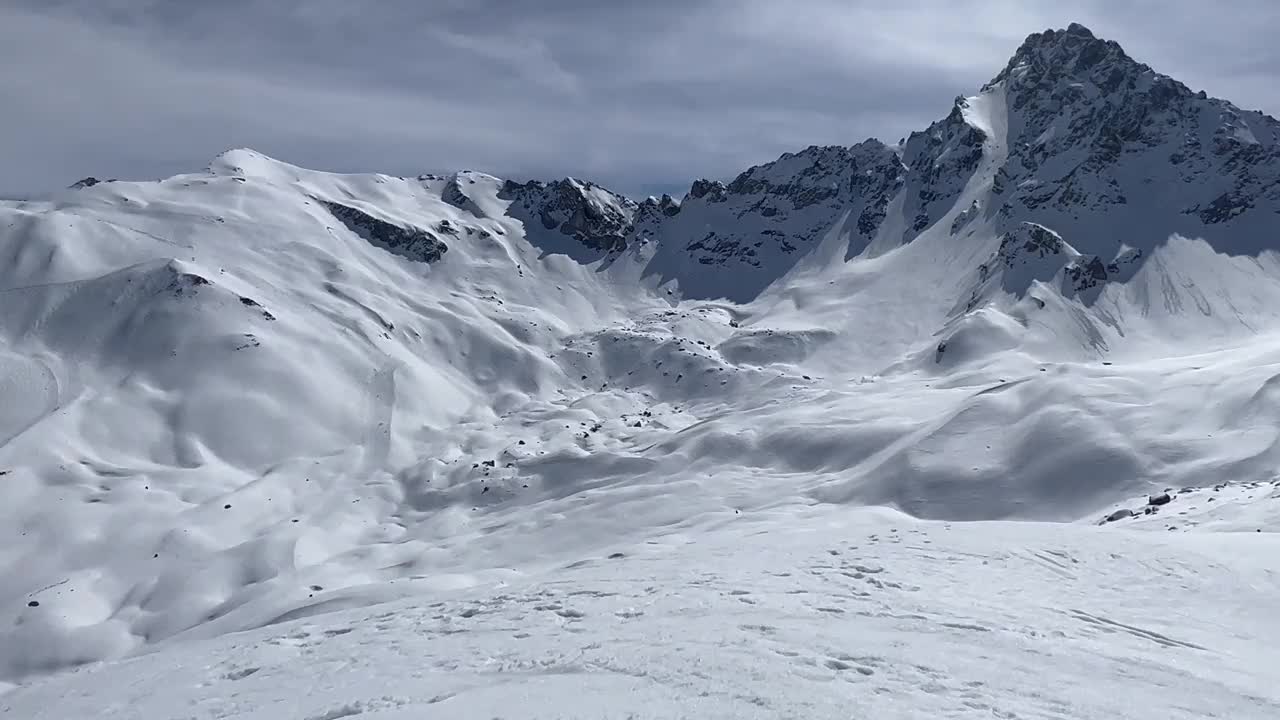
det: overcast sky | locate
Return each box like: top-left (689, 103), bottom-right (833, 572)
top-left (4, 1), bottom-right (1279, 198)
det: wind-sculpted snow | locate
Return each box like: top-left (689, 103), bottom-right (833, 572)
top-left (3, 25), bottom-right (1280, 716)
top-left (5, 507), bottom-right (1279, 718)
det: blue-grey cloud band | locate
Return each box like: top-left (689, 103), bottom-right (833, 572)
top-left (2, 0), bottom-right (1277, 198)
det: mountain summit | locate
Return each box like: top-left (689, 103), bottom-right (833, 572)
top-left (455, 23), bottom-right (1280, 301)
top-left (992, 22), bottom-right (1141, 89)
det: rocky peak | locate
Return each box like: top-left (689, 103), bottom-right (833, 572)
top-left (638, 193), bottom-right (681, 218)
top-left (639, 140), bottom-right (907, 299)
top-left (687, 178), bottom-right (728, 202)
top-left (966, 221), bottom-right (1143, 310)
top-left (441, 174), bottom-right (487, 218)
top-left (900, 103), bottom-right (988, 242)
top-left (499, 177), bottom-right (636, 255)
top-left (720, 143), bottom-right (901, 212)
top-left (998, 221), bottom-right (1069, 260)
top-left (463, 24), bottom-right (1280, 300)
top-left (990, 22), bottom-right (1200, 150)
top-left (69, 177), bottom-right (102, 189)
top-left (991, 23), bottom-right (1151, 95)
top-left (955, 24), bottom-right (1280, 248)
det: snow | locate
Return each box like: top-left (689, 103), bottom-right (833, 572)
top-left (4, 152), bottom-right (1280, 716)
top-left (5, 23), bottom-right (1280, 718)
top-left (5, 506), bottom-right (1279, 718)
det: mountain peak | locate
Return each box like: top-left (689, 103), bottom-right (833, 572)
top-left (1063, 22), bottom-right (1096, 38)
top-left (1017, 22), bottom-right (1105, 54)
top-left (990, 23), bottom-right (1143, 93)
top-left (498, 175), bottom-right (636, 257)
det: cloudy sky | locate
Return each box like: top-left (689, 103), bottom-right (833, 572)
top-left (4, 1), bottom-right (1279, 198)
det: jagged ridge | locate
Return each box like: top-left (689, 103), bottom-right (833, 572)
top-left (490, 22), bottom-right (1280, 304)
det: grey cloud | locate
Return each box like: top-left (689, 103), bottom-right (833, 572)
top-left (2, 1), bottom-right (1278, 198)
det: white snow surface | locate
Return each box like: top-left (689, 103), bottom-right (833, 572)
top-left (6, 506), bottom-right (1280, 719)
top-left (7, 25), bottom-right (1280, 712)
top-left (2, 147), bottom-right (1278, 717)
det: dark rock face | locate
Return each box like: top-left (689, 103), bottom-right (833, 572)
top-left (970, 219), bottom-right (1147, 306)
top-left (990, 30), bottom-right (1176, 213)
top-left (982, 23), bottom-right (1280, 236)
top-left (950, 201), bottom-right (982, 235)
top-left (725, 143), bottom-right (903, 238)
top-left (321, 201), bottom-right (448, 264)
top-left (70, 177), bottom-right (107, 189)
top-left (643, 194), bottom-right (681, 217)
top-left (633, 194), bottom-right (682, 235)
top-left (688, 179), bottom-right (728, 203)
top-left (902, 102), bottom-right (988, 241)
top-left (667, 142), bottom-right (906, 275)
top-left (167, 270), bottom-right (211, 296)
top-left (1064, 256), bottom-right (1108, 293)
top-left (440, 176), bottom-right (486, 218)
top-left (500, 179), bottom-right (635, 254)
top-left (998, 222), bottom-right (1067, 263)
top-left (1190, 190), bottom-right (1254, 225)
top-left (441, 177), bottom-right (470, 208)
top-left (1064, 246), bottom-right (1142, 295)
top-left (970, 222), bottom-right (1072, 309)
top-left (507, 141), bottom-right (905, 294)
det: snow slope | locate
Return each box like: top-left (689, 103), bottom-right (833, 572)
top-left (4, 22), bottom-right (1280, 717)
top-left (5, 506), bottom-right (1279, 718)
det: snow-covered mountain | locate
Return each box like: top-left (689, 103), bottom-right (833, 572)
top-left (4, 24), bottom-right (1280, 717)
top-left (482, 23), bottom-right (1280, 304)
